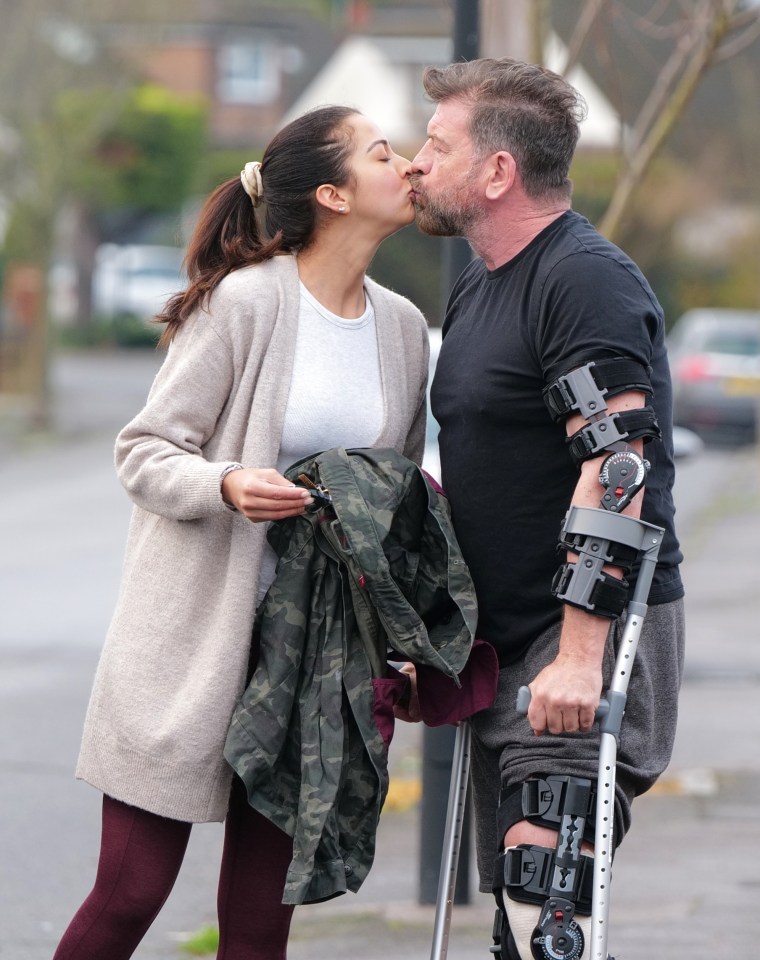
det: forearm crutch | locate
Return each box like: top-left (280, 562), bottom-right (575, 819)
top-left (517, 511), bottom-right (664, 960)
top-left (430, 720), bottom-right (472, 960)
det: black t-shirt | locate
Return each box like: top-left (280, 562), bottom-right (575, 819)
top-left (431, 211), bottom-right (684, 665)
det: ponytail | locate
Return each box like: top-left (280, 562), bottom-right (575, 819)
top-left (156, 104), bottom-right (360, 346)
top-left (156, 177), bottom-right (281, 346)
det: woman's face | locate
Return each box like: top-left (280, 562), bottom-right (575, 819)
top-left (342, 114), bottom-right (415, 237)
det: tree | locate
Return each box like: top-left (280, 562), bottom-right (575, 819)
top-left (551, 0), bottom-right (760, 243)
top-left (4, 83), bottom-right (206, 329)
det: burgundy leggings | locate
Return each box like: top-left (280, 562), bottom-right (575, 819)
top-left (52, 779), bottom-right (295, 960)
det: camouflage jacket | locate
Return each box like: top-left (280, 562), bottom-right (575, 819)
top-left (224, 447), bottom-right (478, 905)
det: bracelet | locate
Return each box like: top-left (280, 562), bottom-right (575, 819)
top-left (220, 462), bottom-right (244, 510)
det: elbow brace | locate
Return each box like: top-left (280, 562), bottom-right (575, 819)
top-left (543, 359), bottom-right (663, 618)
top-left (543, 358), bottom-right (661, 469)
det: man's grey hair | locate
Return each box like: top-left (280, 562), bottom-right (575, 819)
top-left (423, 58), bottom-right (588, 200)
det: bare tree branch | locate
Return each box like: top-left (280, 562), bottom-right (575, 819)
top-left (621, 0), bottom-right (686, 41)
top-left (599, 0), bottom-right (738, 241)
top-left (530, 0), bottom-right (552, 65)
top-left (561, 0), bottom-right (608, 76)
top-left (624, 5), bottom-right (706, 158)
top-left (715, 11), bottom-right (760, 62)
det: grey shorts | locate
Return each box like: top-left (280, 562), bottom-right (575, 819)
top-left (468, 597), bottom-right (685, 892)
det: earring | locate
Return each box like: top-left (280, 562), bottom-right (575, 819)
top-left (338, 206), bottom-right (347, 213)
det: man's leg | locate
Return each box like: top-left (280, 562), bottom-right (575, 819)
top-left (493, 775), bottom-right (597, 960)
top-left (470, 599), bottom-right (684, 958)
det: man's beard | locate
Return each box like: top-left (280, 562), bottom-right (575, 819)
top-left (412, 183), bottom-right (481, 238)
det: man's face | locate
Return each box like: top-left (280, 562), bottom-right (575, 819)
top-left (410, 98), bottom-right (484, 237)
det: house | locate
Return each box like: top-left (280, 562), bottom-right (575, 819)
top-left (94, 8), bottom-right (336, 150)
top-left (282, 34), bottom-right (451, 152)
top-left (283, 30), bottom-right (621, 156)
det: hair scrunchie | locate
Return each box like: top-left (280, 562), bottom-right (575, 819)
top-left (240, 161), bottom-right (264, 206)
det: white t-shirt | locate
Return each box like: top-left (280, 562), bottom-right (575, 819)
top-left (257, 281), bottom-right (384, 602)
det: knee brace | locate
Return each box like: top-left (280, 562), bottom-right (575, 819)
top-left (491, 775), bottom-right (596, 960)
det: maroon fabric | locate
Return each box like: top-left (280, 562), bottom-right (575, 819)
top-left (371, 672), bottom-right (408, 748)
top-left (53, 782), bottom-right (294, 960)
top-left (217, 778), bottom-right (295, 959)
top-left (52, 795), bottom-right (191, 959)
top-left (372, 640), bottom-right (499, 757)
top-left (421, 469), bottom-right (445, 495)
top-left (416, 638), bottom-right (499, 726)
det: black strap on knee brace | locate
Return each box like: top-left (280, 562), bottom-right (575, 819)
top-left (494, 776), bottom-right (596, 913)
top-left (497, 775), bottom-right (597, 852)
top-left (498, 843), bottom-right (594, 915)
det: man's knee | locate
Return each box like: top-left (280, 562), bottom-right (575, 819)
top-left (491, 774), bottom-right (597, 960)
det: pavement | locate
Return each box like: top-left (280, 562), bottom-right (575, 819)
top-left (2, 347), bottom-right (760, 959)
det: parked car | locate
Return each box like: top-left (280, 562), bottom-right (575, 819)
top-left (92, 243), bottom-right (187, 325)
top-left (422, 326), bottom-right (702, 483)
top-left (671, 425), bottom-right (704, 459)
top-left (669, 308), bottom-right (760, 446)
top-left (422, 327), bottom-right (442, 483)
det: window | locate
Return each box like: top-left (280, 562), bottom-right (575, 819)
top-left (217, 41), bottom-right (279, 105)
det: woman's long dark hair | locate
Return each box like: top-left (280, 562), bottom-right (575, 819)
top-left (157, 105), bottom-right (359, 345)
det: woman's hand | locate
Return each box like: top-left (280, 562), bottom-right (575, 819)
top-left (222, 467), bottom-right (312, 522)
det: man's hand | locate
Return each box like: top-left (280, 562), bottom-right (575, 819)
top-left (222, 467), bottom-right (312, 522)
top-left (526, 648), bottom-right (603, 736)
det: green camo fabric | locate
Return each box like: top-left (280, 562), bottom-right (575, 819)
top-left (224, 447), bottom-right (477, 904)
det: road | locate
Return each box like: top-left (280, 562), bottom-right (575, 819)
top-left (1, 348), bottom-right (759, 959)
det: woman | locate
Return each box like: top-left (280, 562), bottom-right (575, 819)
top-left (53, 106), bottom-right (428, 960)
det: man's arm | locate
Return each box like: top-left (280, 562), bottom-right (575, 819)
top-left (525, 389), bottom-right (646, 737)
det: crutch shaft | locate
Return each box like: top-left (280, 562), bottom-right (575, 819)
top-left (430, 722), bottom-right (471, 960)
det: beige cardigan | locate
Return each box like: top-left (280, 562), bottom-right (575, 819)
top-left (76, 254), bottom-right (429, 822)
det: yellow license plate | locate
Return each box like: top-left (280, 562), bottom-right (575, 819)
top-left (725, 375), bottom-right (760, 396)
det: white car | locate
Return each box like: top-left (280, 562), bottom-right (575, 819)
top-left (421, 327), bottom-right (442, 484)
top-left (92, 244), bottom-right (187, 323)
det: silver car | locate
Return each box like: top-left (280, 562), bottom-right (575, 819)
top-left (669, 308), bottom-right (760, 445)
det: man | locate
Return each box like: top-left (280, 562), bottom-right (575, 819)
top-left (409, 59), bottom-right (684, 959)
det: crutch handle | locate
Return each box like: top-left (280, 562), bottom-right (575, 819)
top-left (516, 685), bottom-right (610, 719)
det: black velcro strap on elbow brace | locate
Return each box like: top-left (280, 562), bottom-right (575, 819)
top-left (552, 562), bottom-right (629, 618)
top-left (543, 358), bottom-right (652, 422)
top-left (567, 405), bottom-right (661, 466)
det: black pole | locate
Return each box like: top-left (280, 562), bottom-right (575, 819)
top-left (453, 0), bottom-right (480, 60)
top-left (441, 0), bottom-right (479, 309)
top-left (419, 0), bottom-right (479, 907)
top-left (418, 724), bottom-right (472, 904)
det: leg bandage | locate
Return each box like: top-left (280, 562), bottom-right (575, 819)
top-left (502, 848), bottom-right (594, 960)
